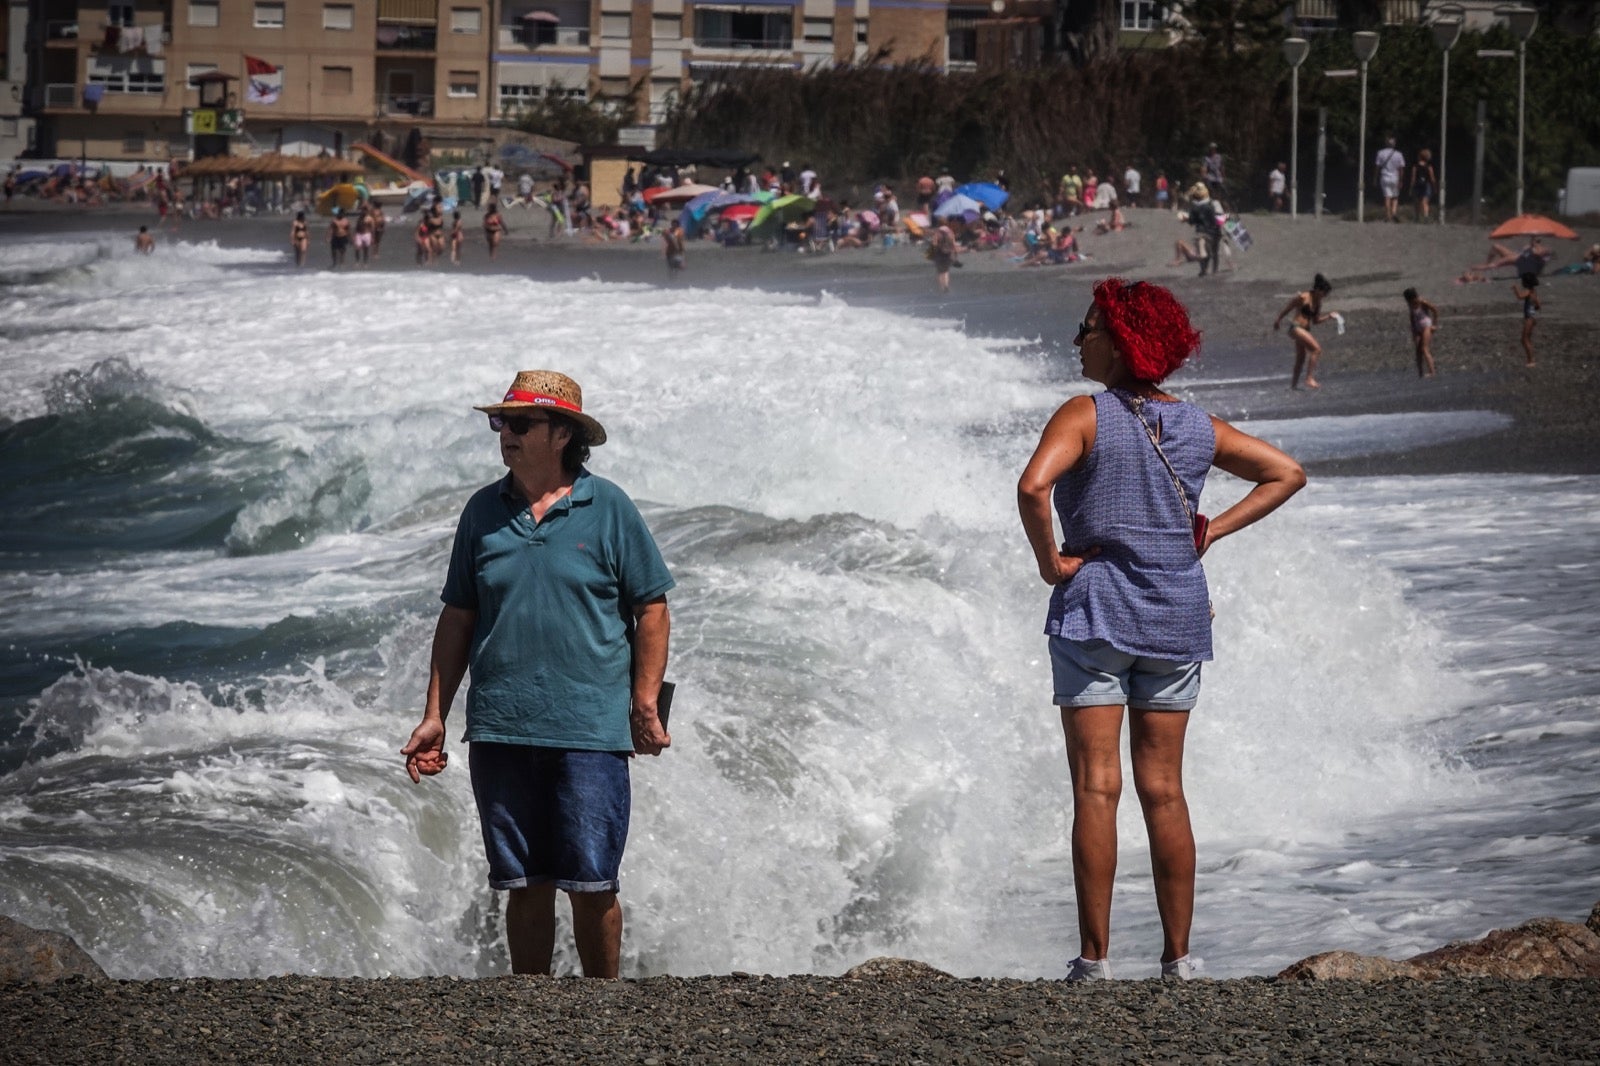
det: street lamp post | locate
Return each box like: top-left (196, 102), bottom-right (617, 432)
top-left (1431, 7), bottom-right (1463, 224)
top-left (1352, 31), bottom-right (1379, 224)
top-left (1497, 5), bottom-right (1539, 215)
top-left (1283, 37), bottom-right (1310, 220)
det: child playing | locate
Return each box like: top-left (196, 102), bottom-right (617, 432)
top-left (1403, 287), bottom-right (1440, 378)
top-left (1511, 272), bottom-right (1540, 367)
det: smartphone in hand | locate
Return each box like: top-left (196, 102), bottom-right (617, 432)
top-left (657, 681), bottom-right (675, 730)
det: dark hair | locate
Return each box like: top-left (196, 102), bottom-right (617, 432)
top-left (1520, 272), bottom-right (1540, 289)
top-left (553, 415), bottom-right (592, 474)
top-left (453, 211), bottom-right (461, 221)
top-left (1312, 273), bottom-right (1333, 294)
top-left (1403, 287), bottom-right (1418, 301)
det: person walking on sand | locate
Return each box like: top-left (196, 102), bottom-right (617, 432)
top-left (1273, 274), bottom-right (1337, 389)
top-left (930, 223), bottom-right (959, 293)
top-left (401, 370), bottom-right (674, 979)
top-left (483, 201), bottom-right (505, 260)
top-left (1018, 278), bottom-right (1305, 983)
top-left (134, 225), bottom-right (155, 255)
top-left (662, 218), bottom-right (686, 273)
top-left (1268, 163), bottom-right (1287, 213)
top-left (290, 211), bottom-right (309, 267)
top-left (1374, 137), bottom-right (1406, 223)
top-left (1185, 184), bottom-right (1222, 278)
top-left (1512, 272), bottom-right (1540, 367)
top-left (1404, 287), bottom-right (1440, 378)
top-left (1411, 149), bottom-right (1437, 223)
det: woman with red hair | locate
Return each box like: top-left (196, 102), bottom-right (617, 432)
top-left (1018, 278), bottom-right (1305, 982)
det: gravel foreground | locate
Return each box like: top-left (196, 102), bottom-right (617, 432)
top-left (5, 972), bottom-right (1597, 1065)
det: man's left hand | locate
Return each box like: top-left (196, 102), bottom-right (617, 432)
top-left (631, 706), bottom-right (670, 757)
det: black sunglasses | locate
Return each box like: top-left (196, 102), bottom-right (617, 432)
top-left (488, 413), bottom-right (554, 435)
top-left (1075, 320), bottom-right (1099, 345)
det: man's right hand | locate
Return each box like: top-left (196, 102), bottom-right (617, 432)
top-left (401, 717), bottom-right (448, 783)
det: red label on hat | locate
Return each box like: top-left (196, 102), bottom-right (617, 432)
top-left (504, 389), bottom-right (582, 413)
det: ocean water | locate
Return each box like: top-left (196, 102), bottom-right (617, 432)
top-left (1, 236), bottom-right (1594, 981)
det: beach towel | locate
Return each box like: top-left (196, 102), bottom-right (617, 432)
top-left (1225, 219), bottom-right (1253, 252)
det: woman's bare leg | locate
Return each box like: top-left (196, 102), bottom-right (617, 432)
top-left (1062, 704), bottom-right (1125, 961)
top-left (1522, 320), bottom-right (1536, 366)
top-left (1130, 709), bottom-right (1194, 964)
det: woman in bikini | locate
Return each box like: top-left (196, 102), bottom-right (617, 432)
top-left (449, 210), bottom-right (464, 265)
top-left (483, 201), bottom-right (505, 260)
top-left (1403, 287), bottom-right (1439, 378)
top-left (1273, 273), bottom-right (1335, 389)
top-left (289, 211), bottom-right (309, 268)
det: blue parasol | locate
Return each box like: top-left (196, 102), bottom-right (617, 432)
top-left (954, 182), bottom-right (1009, 210)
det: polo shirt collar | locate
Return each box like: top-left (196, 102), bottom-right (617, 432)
top-left (497, 468), bottom-right (595, 510)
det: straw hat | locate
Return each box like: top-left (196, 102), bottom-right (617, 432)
top-left (1188, 182), bottom-right (1210, 200)
top-left (475, 370), bottom-right (607, 445)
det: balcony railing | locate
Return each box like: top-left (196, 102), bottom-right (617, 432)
top-left (378, 92), bottom-right (436, 117)
top-left (377, 24), bottom-right (438, 50)
top-left (499, 25), bottom-right (592, 48)
top-left (693, 35), bottom-right (793, 50)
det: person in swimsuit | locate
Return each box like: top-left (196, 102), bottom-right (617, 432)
top-left (1018, 277), bottom-right (1305, 982)
top-left (1512, 272), bottom-right (1540, 367)
top-left (415, 217), bottom-right (434, 266)
top-left (290, 211), bottom-right (310, 267)
top-left (450, 211), bottom-right (464, 265)
top-left (370, 206), bottom-right (387, 259)
top-left (483, 201), bottom-right (505, 260)
top-left (426, 202), bottom-right (446, 262)
top-left (134, 225), bottom-right (155, 255)
top-left (353, 205), bottom-right (375, 267)
top-left (1403, 287), bottom-right (1440, 378)
top-left (328, 207), bottom-right (351, 269)
top-left (930, 224), bottom-right (958, 293)
top-left (1273, 273), bottom-right (1335, 389)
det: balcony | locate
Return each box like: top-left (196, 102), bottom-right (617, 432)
top-left (498, 24), bottom-right (591, 49)
top-left (693, 35), bottom-right (793, 50)
top-left (378, 24), bottom-right (439, 51)
top-left (378, 92), bottom-right (436, 117)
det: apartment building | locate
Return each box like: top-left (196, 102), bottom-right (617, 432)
top-left (3, 1), bottom-right (38, 157)
top-left (24, 0), bottom-right (490, 161)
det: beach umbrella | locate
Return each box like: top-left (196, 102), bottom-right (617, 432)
top-left (746, 193), bottom-right (816, 237)
top-left (644, 182), bottom-right (719, 205)
top-left (934, 193), bottom-right (984, 219)
top-left (954, 182), bottom-right (1009, 210)
top-left (719, 203), bottom-right (762, 223)
top-left (1490, 214), bottom-right (1579, 241)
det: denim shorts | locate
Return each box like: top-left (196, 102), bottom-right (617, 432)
top-left (1049, 636), bottom-right (1201, 712)
top-left (468, 743), bottom-right (631, 893)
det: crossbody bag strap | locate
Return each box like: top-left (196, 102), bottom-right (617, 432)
top-left (1113, 389), bottom-right (1197, 531)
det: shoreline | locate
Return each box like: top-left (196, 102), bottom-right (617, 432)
top-left (5, 201), bottom-right (1596, 475)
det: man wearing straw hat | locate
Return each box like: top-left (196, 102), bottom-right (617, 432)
top-left (402, 370), bottom-right (674, 978)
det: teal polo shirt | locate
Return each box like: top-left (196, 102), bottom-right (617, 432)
top-left (441, 468), bottom-right (675, 751)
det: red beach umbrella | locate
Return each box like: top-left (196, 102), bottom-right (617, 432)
top-left (719, 203), bottom-right (761, 222)
top-left (1490, 214), bottom-right (1579, 241)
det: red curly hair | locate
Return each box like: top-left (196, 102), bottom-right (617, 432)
top-left (1092, 277), bottom-right (1202, 384)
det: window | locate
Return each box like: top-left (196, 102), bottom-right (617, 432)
top-left (1121, 0), bottom-right (1158, 30)
top-left (601, 14), bottom-right (630, 39)
top-left (324, 3), bottom-right (354, 29)
top-left (254, 2), bottom-right (286, 28)
top-left (108, 3), bottom-right (135, 26)
top-left (803, 16), bottom-right (832, 42)
top-left (87, 56), bottom-right (167, 94)
top-left (322, 65), bottom-right (353, 94)
top-left (855, 18), bottom-right (868, 44)
top-left (693, 8), bottom-right (793, 50)
top-left (448, 70), bottom-right (479, 97)
top-left (188, 1), bottom-right (220, 27)
top-left (653, 14), bottom-right (681, 38)
top-left (123, 131), bottom-right (147, 154)
top-left (498, 83), bottom-right (585, 112)
top-left (450, 6), bottom-right (481, 33)
top-left (946, 10), bottom-right (981, 64)
top-left (186, 62), bottom-right (218, 86)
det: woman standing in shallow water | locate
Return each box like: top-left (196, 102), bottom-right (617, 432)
top-left (1018, 278), bottom-right (1305, 982)
top-left (1274, 273), bottom-right (1336, 389)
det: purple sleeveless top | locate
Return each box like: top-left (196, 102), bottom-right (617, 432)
top-left (1045, 389), bottom-right (1215, 661)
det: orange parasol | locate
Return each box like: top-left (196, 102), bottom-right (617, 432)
top-left (1490, 214), bottom-right (1579, 241)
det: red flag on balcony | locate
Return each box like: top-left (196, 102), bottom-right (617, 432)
top-left (244, 55), bottom-right (282, 105)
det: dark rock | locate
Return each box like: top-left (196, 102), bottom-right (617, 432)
top-left (1279, 911), bottom-right (1600, 981)
top-left (842, 957), bottom-right (954, 981)
top-left (1588, 900), bottom-right (1600, 937)
top-left (0, 916), bottom-right (108, 985)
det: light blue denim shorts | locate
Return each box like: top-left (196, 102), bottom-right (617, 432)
top-left (469, 744), bottom-right (631, 893)
top-left (1049, 636), bottom-right (1201, 712)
